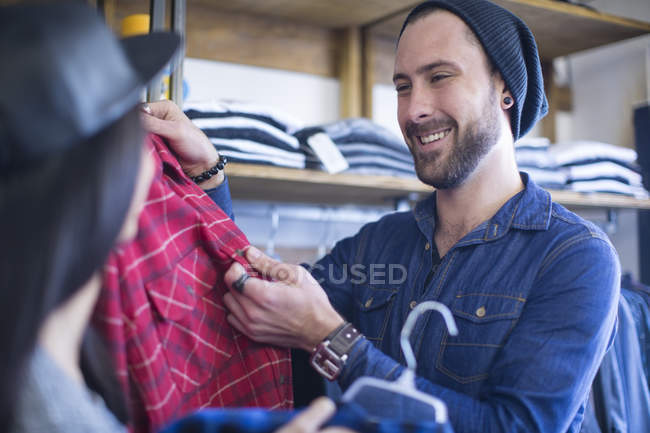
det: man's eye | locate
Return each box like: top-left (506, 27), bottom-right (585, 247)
top-left (395, 84), bottom-right (410, 93)
top-left (431, 74), bottom-right (449, 83)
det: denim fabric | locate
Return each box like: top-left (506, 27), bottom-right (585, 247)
top-left (587, 294), bottom-right (650, 433)
top-left (159, 402), bottom-right (453, 433)
top-left (579, 391), bottom-right (602, 433)
top-left (208, 173), bottom-right (620, 432)
top-left (609, 295), bottom-right (650, 432)
top-left (318, 118), bottom-right (410, 154)
top-left (620, 284), bottom-right (650, 384)
top-left (205, 176), bottom-right (234, 221)
top-left (309, 173), bottom-right (620, 433)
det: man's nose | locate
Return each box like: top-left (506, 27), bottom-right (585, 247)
top-left (407, 87), bottom-right (435, 122)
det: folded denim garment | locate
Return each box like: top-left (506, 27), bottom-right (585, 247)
top-left (515, 148), bottom-right (556, 169)
top-left (320, 118), bottom-right (411, 155)
top-left (519, 167), bottom-right (568, 189)
top-left (552, 141), bottom-right (639, 168)
top-left (295, 120), bottom-right (415, 177)
top-left (568, 179), bottom-right (649, 198)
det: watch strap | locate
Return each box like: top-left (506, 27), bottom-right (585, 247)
top-left (327, 322), bottom-right (361, 358)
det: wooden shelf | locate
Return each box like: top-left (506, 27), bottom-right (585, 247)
top-left (548, 190), bottom-right (650, 210)
top-left (227, 163), bottom-right (432, 206)
top-left (191, 0), bottom-right (414, 29)
top-left (227, 163), bottom-right (650, 209)
top-left (368, 0), bottom-right (650, 60)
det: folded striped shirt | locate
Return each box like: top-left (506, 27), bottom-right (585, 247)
top-left (184, 100), bottom-right (304, 133)
top-left (186, 102), bottom-right (306, 169)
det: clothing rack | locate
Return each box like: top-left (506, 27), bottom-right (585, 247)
top-left (146, 0), bottom-right (186, 106)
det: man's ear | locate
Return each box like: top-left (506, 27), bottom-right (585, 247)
top-left (492, 72), bottom-right (513, 109)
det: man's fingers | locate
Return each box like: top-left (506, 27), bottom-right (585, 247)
top-left (224, 262), bottom-right (272, 303)
top-left (276, 397), bottom-right (336, 433)
top-left (224, 262), bottom-right (252, 293)
top-left (245, 247), bottom-right (302, 285)
top-left (226, 312), bottom-right (247, 335)
top-left (223, 291), bottom-right (250, 323)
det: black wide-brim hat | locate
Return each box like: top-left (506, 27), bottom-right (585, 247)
top-left (0, 2), bottom-right (181, 170)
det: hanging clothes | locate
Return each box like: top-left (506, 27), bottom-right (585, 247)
top-left (95, 134), bottom-right (292, 433)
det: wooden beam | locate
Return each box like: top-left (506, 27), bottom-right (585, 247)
top-left (540, 61), bottom-right (556, 141)
top-left (361, 30), bottom-right (374, 118)
top-left (339, 27), bottom-right (363, 118)
top-left (185, 5), bottom-right (338, 78)
top-left (552, 85), bottom-right (573, 112)
top-left (369, 0), bottom-right (650, 60)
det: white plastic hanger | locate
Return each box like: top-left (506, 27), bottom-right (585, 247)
top-left (265, 205), bottom-right (280, 258)
top-left (341, 301), bottom-right (458, 424)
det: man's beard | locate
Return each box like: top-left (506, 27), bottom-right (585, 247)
top-left (407, 95), bottom-right (501, 190)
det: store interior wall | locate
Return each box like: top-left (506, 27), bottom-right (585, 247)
top-left (182, 0), bottom-right (649, 276)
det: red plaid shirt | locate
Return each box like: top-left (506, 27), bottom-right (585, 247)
top-left (95, 135), bottom-right (293, 433)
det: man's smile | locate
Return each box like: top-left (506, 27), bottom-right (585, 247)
top-left (418, 127), bottom-right (452, 145)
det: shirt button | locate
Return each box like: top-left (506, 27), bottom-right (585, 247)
top-left (476, 306), bottom-right (486, 318)
top-left (365, 297), bottom-right (373, 308)
top-left (410, 301), bottom-right (417, 309)
top-left (424, 242), bottom-right (431, 251)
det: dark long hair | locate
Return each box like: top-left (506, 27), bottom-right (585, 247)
top-left (0, 107), bottom-right (143, 428)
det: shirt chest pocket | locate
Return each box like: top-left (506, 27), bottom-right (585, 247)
top-left (436, 292), bottom-right (525, 384)
top-left (352, 287), bottom-right (398, 343)
top-left (145, 249), bottom-right (234, 392)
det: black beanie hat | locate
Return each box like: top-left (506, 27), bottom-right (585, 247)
top-left (399, 0), bottom-right (548, 141)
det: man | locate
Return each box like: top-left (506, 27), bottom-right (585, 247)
top-left (151, 1), bottom-right (620, 431)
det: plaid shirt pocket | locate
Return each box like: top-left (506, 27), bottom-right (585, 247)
top-left (145, 248), bottom-right (235, 392)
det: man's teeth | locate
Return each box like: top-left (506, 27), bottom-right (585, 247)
top-left (420, 129), bottom-right (450, 144)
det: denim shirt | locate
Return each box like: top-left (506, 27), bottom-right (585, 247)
top-left (209, 173), bottom-right (620, 433)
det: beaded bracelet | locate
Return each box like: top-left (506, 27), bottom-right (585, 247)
top-left (189, 155), bottom-right (228, 184)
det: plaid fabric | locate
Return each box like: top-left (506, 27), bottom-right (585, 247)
top-left (95, 134), bottom-right (293, 433)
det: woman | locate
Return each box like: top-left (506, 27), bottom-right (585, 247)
top-left (0, 3), bottom-right (176, 431)
top-left (0, 4), bottom-right (348, 433)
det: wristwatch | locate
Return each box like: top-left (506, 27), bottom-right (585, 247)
top-left (309, 322), bottom-right (362, 381)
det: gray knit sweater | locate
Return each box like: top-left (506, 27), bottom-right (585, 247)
top-left (10, 346), bottom-right (127, 433)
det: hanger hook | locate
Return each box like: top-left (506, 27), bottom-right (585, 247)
top-left (400, 301), bottom-right (458, 372)
top-left (266, 205), bottom-right (279, 256)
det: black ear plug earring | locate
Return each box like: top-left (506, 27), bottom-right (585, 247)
top-left (503, 96), bottom-right (513, 106)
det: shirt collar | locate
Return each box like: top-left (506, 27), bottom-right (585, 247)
top-left (147, 133), bottom-right (190, 185)
top-left (414, 172), bottom-right (552, 242)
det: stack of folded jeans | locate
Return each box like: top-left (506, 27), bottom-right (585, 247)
top-left (550, 141), bottom-right (648, 198)
top-left (515, 137), bottom-right (567, 189)
top-left (295, 118), bottom-right (417, 178)
top-left (634, 105), bottom-right (650, 191)
top-left (185, 100), bottom-right (307, 169)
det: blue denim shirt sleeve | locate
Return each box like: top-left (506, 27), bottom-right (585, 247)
top-left (336, 235), bottom-right (620, 433)
top-left (205, 176), bottom-right (234, 221)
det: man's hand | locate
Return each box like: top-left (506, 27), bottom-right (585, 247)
top-left (223, 247), bottom-right (344, 352)
top-left (276, 397), bottom-right (356, 433)
top-left (140, 100), bottom-right (224, 189)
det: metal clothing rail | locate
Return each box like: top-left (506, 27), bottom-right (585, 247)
top-left (146, 0), bottom-right (186, 107)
